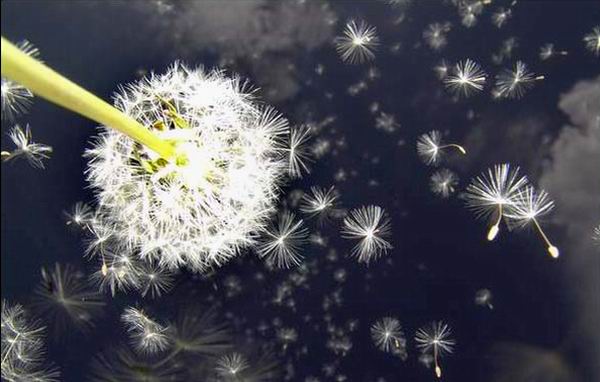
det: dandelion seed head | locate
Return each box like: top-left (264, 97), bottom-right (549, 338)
top-left (494, 61), bottom-right (543, 99)
top-left (258, 211), bottom-right (309, 268)
top-left (430, 169), bottom-right (459, 198)
top-left (415, 321), bottom-right (455, 356)
top-left (583, 26), bottom-right (600, 56)
top-left (4, 125), bottom-right (52, 169)
top-left (417, 130), bottom-right (442, 165)
top-left (86, 63), bottom-right (293, 273)
top-left (341, 205), bottom-right (392, 264)
top-left (335, 20), bottom-right (379, 64)
top-left (370, 317), bottom-right (405, 353)
top-left (444, 59), bottom-right (487, 97)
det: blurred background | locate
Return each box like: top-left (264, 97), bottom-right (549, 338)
top-left (2, 1), bottom-right (599, 381)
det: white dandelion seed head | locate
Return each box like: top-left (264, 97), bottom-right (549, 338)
top-left (287, 124), bottom-right (313, 179)
top-left (121, 307), bottom-right (170, 355)
top-left (85, 63), bottom-right (293, 273)
top-left (504, 186), bottom-right (555, 229)
top-left (430, 169), bottom-right (459, 198)
top-left (494, 61), bottom-right (543, 99)
top-left (444, 59), bottom-right (487, 97)
top-left (583, 26), bottom-right (600, 56)
top-left (415, 321), bottom-right (455, 356)
top-left (341, 205), bottom-right (392, 264)
top-left (370, 317), bottom-right (405, 353)
top-left (3, 124), bottom-right (53, 169)
top-left (491, 7), bottom-right (512, 28)
top-left (335, 20), bottom-right (379, 64)
top-left (417, 130), bottom-right (443, 165)
top-left (257, 211), bottom-right (309, 268)
top-left (215, 353), bottom-right (249, 377)
top-left (423, 22), bottom-right (451, 51)
top-left (1, 40), bottom-right (40, 122)
top-left (299, 186), bottom-right (339, 218)
top-left (463, 163), bottom-right (529, 220)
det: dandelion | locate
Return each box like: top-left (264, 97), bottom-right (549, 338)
top-left (121, 307), bottom-right (170, 355)
top-left (492, 37), bottom-right (519, 65)
top-left (63, 202), bottom-right (94, 229)
top-left (494, 61), bottom-right (544, 99)
top-left (341, 205), bottom-right (392, 263)
top-left (423, 22), bottom-right (451, 51)
top-left (463, 163), bottom-right (529, 241)
top-left (1, 300), bottom-right (60, 382)
top-left (417, 130), bottom-right (467, 166)
top-left (1, 125), bottom-right (52, 169)
top-left (415, 321), bottom-right (455, 379)
top-left (85, 63), bottom-right (294, 273)
top-left (430, 169), bottom-right (459, 198)
top-left (504, 186), bottom-right (559, 258)
top-left (299, 186), bottom-right (339, 219)
top-left (474, 288), bottom-right (494, 309)
top-left (258, 211), bottom-right (309, 268)
top-left (1, 40), bottom-right (40, 121)
top-left (583, 26), bottom-right (600, 56)
top-left (458, 1), bottom-right (484, 28)
top-left (287, 125), bottom-right (312, 179)
top-left (370, 317), bottom-right (406, 354)
top-left (215, 353), bottom-right (249, 377)
top-left (444, 59), bottom-right (487, 97)
top-left (539, 43), bottom-right (568, 61)
top-left (335, 20), bottom-right (379, 64)
top-left (32, 263), bottom-right (105, 335)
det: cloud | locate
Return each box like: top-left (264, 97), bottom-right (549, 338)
top-left (538, 75), bottom-right (600, 381)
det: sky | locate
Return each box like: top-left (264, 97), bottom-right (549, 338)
top-left (1, 1), bottom-right (599, 381)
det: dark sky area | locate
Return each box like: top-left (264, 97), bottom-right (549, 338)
top-left (1, 1), bottom-right (599, 381)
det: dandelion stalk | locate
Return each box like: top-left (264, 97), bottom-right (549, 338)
top-left (439, 143), bottom-right (467, 155)
top-left (488, 204), bottom-right (503, 241)
top-left (532, 218), bottom-right (559, 258)
top-left (0, 36), bottom-right (176, 160)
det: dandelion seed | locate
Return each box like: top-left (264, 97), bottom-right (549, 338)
top-left (121, 307), bottom-right (170, 355)
top-left (375, 112), bottom-right (400, 134)
top-left (370, 317), bottom-right (406, 354)
top-left (539, 43), bottom-right (568, 61)
top-left (2, 125), bottom-right (52, 169)
top-left (583, 26), bottom-right (600, 56)
top-left (1, 300), bottom-right (60, 382)
top-left (475, 288), bottom-right (494, 309)
top-left (215, 353), bottom-right (249, 377)
top-left (415, 321), bottom-right (455, 379)
top-left (433, 59), bottom-right (450, 80)
top-left (1, 40), bottom-right (40, 121)
top-left (444, 59), bottom-right (487, 97)
top-left (491, 7), bottom-right (512, 28)
top-left (90, 345), bottom-right (182, 381)
top-left (63, 202), bottom-right (94, 229)
top-left (277, 328), bottom-right (298, 351)
top-left (430, 169), bottom-right (459, 198)
top-left (299, 186), bottom-right (339, 219)
top-left (335, 20), bottom-right (379, 64)
top-left (90, 250), bottom-right (141, 296)
top-left (463, 163), bottom-right (529, 241)
top-left (137, 260), bottom-right (175, 298)
top-left (492, 37), bottom-right (519, 65)
top-left (417, 130), bottom-right (467, 166)
top-left (86, 63), bottom-right (294, 273)
top-left (341, 205), bottom-right (392, 264)
top-left (167, 306), bottom-right (231, 357)
top-left (504, 186), bottom-right (559, 258)
top-left (423, 22), bottom-right (451, 51)
top-left (258, 212), bottom-right (308, 268)
top-left (32, 263), bottom-right (105, 335)
top-left (494, 61), bottom-right (544, 99)
top-left (287, 125), bottom-right (313, 179)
